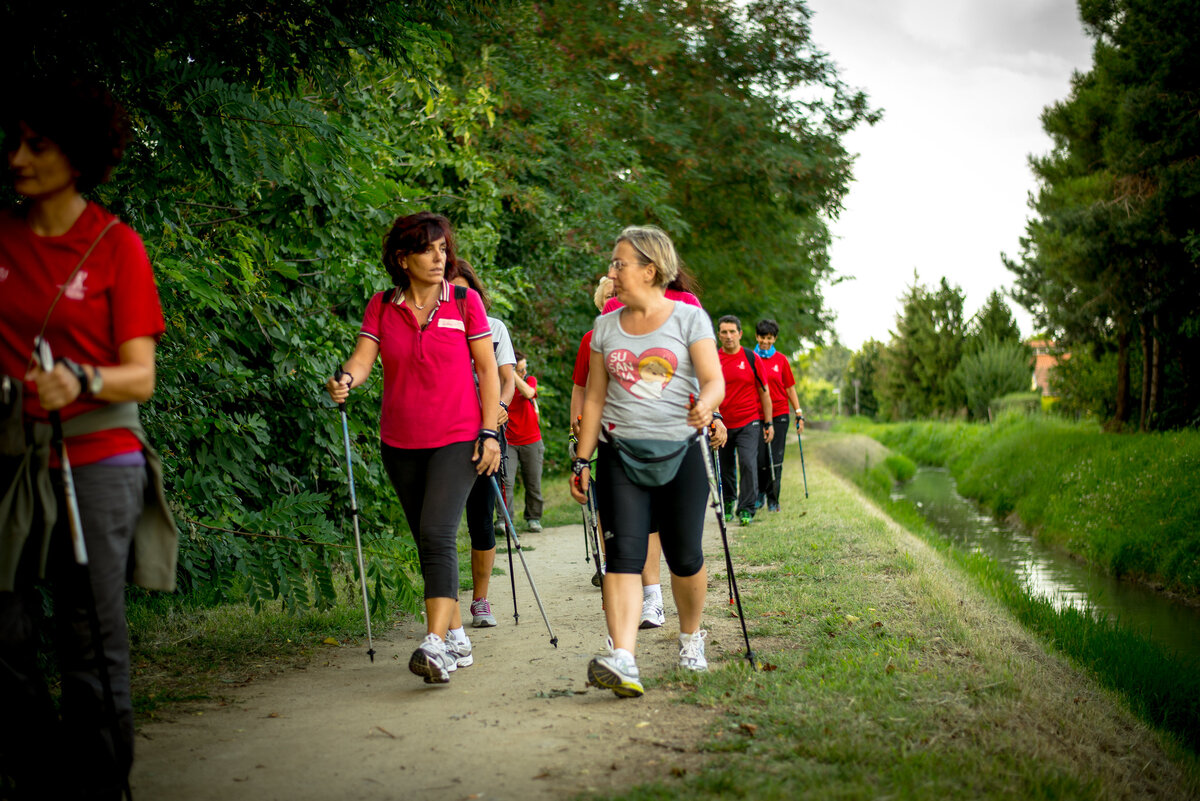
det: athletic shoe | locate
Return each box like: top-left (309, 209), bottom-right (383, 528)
top-left (723, 512), bottom-right (733, 523)
top-left (739, 511), bottom-right (754, 526)
top-left (470, 597), bottom-right (496, 628)
top-left (444, 635), bottom-right (474, 669)
top-left (587, 638), bottom-right (644, 698)
top-left (723, 500), bottom-right (734, 519)
top-left (408, 634), bottom-right (454, 684)
top-left (768, 502), bottom-right (781, 513)
top-left (678, 629), bottom-right (709, 672)
top-left (639, 595), bottom-right (665, 629)
top-left (527, 519), bottom-right (543, 533)
top-left (755, 492), bottom-right (766, 510)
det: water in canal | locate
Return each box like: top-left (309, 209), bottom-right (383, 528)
top-left (894, 467), bottom-right (1200, 668)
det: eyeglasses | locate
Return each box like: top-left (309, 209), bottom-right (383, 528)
top-left (608, 259), bottom-right (650, 272)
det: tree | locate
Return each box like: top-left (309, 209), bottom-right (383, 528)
top-left (1006, 0), bottom-right (1200, 430)
top-left (952, 339), bottom-right (1033, 421)
top-left (881, 275), bottom-right (967, 419)
top-left (966, 290), bottom-right (1023, 353)
top-left (844, 339), bottom-right (885, 419)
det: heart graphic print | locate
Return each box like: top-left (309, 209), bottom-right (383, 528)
top-left (607, 347), bottom-right (678, 401)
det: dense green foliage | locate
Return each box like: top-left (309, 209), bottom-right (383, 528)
top-left (1005, 0), bottom-right (1200, 431)
top-left (840, 416), bottom-right (1200, 595)
top-left (815, 431), bottom-right (1200, 754)
top-left (952, 338), bottom-right (1034, 421)
top-left (6, 1), bottom-right (874, 609)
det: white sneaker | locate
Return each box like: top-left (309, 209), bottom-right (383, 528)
top-left (470, 597), bottom-right (497, 628)
top-left (445, 635), bottom-right (474, 669)
top-left (408, 634), bottom-right (454, 684)
top-left (639, 595), bottom-right (665, 629)
top-left (587, 637), bottom-right (644, 698)
top-left (678, 629), bottom-right (708, 672)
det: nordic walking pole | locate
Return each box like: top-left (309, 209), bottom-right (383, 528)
top-left (795, 411), bottom-right (809, 499)
top-left (692, 395), bottom-right (758, 670)
top-left (489, 475), bottom-right (558, 647)
top-left (570, 428), bottom-right (591, 568)
top-left (34, 338), bottom-right (131, 800)
top-left (334, 369), bottom-right (375, 662)
top-left (709, 432), bottom-right (733, 604)
top-left (584, 479), bottom-right (604, 588)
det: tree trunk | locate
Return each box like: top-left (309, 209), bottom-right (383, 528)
top-left (1112, 320), bottom-right (1132, 431)
top-left (1139, 321), bottom-right (1151, 431)
top-left (1149, 313), bottom-right (1162, 429)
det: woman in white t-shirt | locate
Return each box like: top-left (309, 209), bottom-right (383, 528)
top-left (569, 225), bottom-right (724, 698)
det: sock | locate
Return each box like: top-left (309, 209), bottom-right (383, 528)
top-left (643, 583), bottom-right (662, 602)
top-left (447, 626), bottom-right (467, 644)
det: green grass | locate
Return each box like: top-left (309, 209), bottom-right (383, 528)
top-left (810, 431), bottom-right (1200, 755)
top-left (599, 434), bottom-right (1198, 799)
top-left (838, 414), bottom-right (1200, 595)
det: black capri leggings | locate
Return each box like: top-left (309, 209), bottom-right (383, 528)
top-left (595, 438), bottom-right (709, 577)
top-left (380, 440), bottom-right (477, 599)
top-left (463, 435), bottom-right (506, 551)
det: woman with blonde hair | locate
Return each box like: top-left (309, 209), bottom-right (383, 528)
top-left (570, 225), bottom-right (724, 697)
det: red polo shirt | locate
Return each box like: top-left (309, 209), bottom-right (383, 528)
top-left (759, 351), bottom-right (796, 417)
top-left (717, 348), bottom-right (766, 429)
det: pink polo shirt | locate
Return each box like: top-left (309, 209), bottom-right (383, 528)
top-left (359, 281), bottom-right (491, 449)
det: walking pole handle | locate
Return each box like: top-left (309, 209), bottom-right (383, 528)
top-left (333, 368), bottom-right (353, 410)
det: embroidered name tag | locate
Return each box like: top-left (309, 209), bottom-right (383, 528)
top-left (438, 318), bottom-right (465, 331)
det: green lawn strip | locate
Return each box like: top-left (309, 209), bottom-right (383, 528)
top-left (838, 415), bottom-right (1200, 596)
top-left (602, 433), bottom-right (1196, 800)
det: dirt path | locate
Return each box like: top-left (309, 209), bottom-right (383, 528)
top-left (131, 514), bottom-right (742, 800)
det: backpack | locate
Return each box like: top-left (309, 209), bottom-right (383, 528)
top-left (742, 346), bottom-right (767, 392)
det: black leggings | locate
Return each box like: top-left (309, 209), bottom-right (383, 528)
top-left (463, 435), bottom-right (506, 551)
top-left (595, 439), bottom-right (708, 577)
top-left (380, 440), bottom-right (477, 599)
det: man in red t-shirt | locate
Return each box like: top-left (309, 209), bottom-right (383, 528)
top-left (503, 350), bottom-right (545, 532)
top-left (713, 315), bottom-right (773, 525)
top-left (753, 319), bottom-right (802, 511)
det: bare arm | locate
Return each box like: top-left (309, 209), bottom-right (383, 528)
top-left (569, 350), bottom-right (608, 503)
top-left (28, 336), bottom-right (158, 410)
top-left (760, 383), bottom-right (775, 442)
top-left (514, 372), bottom-right (537, 400)
top-left (569, 383), bottom-right (585, 436)
top-left (686, 338), bottom-right (724, 430)
top-left (498, 363), bottom-right (515, 426)
top-left (470, 335), bottom-right (502, 475)
top-left (325, 336), bottom-right (380, 403)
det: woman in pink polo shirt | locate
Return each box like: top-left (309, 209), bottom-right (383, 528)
top-left (326, 212), bottom-right (500, 685)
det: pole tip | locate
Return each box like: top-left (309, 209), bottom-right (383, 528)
top-left (367, 648), bottom-right (376, 663)
top-left (550, 637), bottom-right (559, 649)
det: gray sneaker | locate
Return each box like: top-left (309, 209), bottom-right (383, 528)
top-left (470, 597), bottom-right (497, 628)
top-left (587, 638), bottom-right (644, 698)
top-left (638, 595), bottom-right (665, 629)
top-left (444, 635), bottom-right (474, 669)
top-left (527, 519), bottom-right (543, 533)
top-left (678, 629), bottom-right (708, 672)
top-left (408, 634), bottom-right (454, 684)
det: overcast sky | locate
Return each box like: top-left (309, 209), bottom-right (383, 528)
top-left (805, 0), bottom-right (1095, 350)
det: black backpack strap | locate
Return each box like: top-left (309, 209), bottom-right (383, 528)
top-left (743, 347), bottom-right (767, 391)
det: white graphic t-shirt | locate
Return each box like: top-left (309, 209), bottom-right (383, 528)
top-left (591, 302), bottom-right (714, 442)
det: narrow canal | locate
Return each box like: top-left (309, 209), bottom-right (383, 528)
top-left (894, 467), bottom-right (1200, 668)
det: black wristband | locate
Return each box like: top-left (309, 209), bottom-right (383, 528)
top-left (479, 429), bottom-right (500, 441)
top-left (61, 358), bottom-right (89, 399)
top-left (499, 401), bottom-right (509, 410)
top-left (712, 411), bottom-right (723, 421)
top-left (572, 457), bottom-right (590, 476)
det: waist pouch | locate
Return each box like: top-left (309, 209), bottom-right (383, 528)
top-left (608, 434), bottom-right (697, 488)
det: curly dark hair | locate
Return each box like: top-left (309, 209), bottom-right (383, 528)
top-left (2, 77), bottom-right (129, 193)
top-left (381, 211), bottom-right (457, 289)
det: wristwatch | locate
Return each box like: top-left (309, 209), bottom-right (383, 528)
top-left (87, 366), bottom-right (104, 398)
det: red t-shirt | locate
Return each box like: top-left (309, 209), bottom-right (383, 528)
top-left (601, 288), bottom-right (701, 315)
top-left (359, 281), bottom-right (491, 449)
top-left (717, 348), bottom-right (766, 429)
top-left (506, 375), bottom-right (541, 446)
top-left (572, 331), bottom-right (593, 387)
top-left (759, 351), bottom-right (796, 417)
top-left (0, 203), bottom-right (166, 465)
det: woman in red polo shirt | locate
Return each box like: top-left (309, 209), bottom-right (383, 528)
top-left (1, 78), bottom-right (170, 800)
top-left (326, 212), bottom-right (500, 685)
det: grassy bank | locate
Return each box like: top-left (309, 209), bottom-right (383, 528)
top-left (838, 414), bottom-right (1200, 596)
top-left (608, 432), bottom-right (1196, 799)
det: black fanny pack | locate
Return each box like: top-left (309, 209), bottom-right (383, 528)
top-left (608, 433), bottom-right (697, 488)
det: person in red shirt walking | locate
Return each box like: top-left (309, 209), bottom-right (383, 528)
top-left (753, 319), bottom-right (802, 512)
top-left (713, 315), bottom-right (773, 526)
top-left (503, 350), bottom-right (545, 532)
top-left (1, 78), bottom-right (174, 800)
